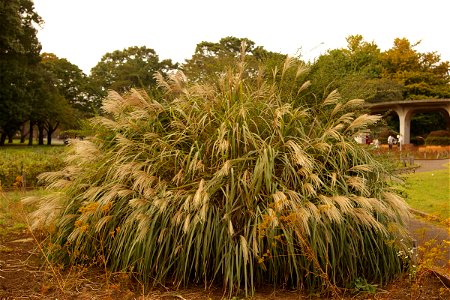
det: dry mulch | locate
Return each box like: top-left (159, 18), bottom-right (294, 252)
top-left (1, 222), bottom-right (449, 300)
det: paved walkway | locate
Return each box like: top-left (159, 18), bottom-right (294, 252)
top-left (415, 159), bottom-right (450, 172)
top-left (407, 217), bottom-right (449, 271)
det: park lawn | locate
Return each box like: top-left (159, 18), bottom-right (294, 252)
top-left (404, 164), bottom-right (450, 220)
top-left (0, 144), bottom-right (66, 189)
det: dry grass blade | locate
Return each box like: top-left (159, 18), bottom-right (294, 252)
top-left (345, 114), bottom-right (381, 133)
top-left (322, 89), bottom-right (340, 106)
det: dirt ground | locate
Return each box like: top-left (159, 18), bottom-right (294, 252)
top-left (1, 217), bottom-right (449, 300)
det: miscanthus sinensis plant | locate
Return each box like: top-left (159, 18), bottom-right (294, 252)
top-left (26, 55), bottom-right (411, 296)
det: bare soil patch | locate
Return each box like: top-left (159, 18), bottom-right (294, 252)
top-left (1, 220), bottom-right (449, 299)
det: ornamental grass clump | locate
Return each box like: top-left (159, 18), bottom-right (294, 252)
top-left (26, 55), bottom-right (412, 296)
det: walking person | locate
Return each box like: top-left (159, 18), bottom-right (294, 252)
top-left (387, 135), bottom-right (394, 150)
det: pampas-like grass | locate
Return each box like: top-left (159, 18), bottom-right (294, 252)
top-left (28, 55), bottom-right (411, 297)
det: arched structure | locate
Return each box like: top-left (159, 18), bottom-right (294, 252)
top-left (367, 99), bottom-right (450, 144)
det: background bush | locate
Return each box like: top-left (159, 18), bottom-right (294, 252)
top-left (410, 136), bottom-right (425, 146)
top-left (426, 130), bottom-right (450, 138)
top-left (28, 56), bottom-right (412, 296)
top-left (425, 136), bottom-right (450, 145)
top-left (0, 146), bottom-right (66, 188)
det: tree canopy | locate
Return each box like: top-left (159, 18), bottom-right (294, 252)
top-left (381, 38), bottom-right (450, 99)
top-left (90, 46), bottom-right (177, 96)
top-left (1, 15), bottom-right (449, 147)
top-left (182, 36), bottom-right (291, 83)
top-left (40, 53), bottom-right (93, 114)
top-left (0, 0), bottom-right (42, 145)
top-left (307, 35), bottom-right (449, 103)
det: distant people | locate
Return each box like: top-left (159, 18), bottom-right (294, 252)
top-left (387, 135), bottom-right (394, 150)
top-left (397, 134), bottom-right (403, 151)
top-left (373, 139), bottom-right (380, 149)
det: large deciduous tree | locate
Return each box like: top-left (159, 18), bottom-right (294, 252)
top-left (40, 53), bottom-right (94, 115)
top-left (15, 53), bottom-right (94, 146)
top-left (90, 46), bottom-right (177, 99)
top-left (20, 53), bottom-right (90, 146)
top-left (182, 36), bottom-right (293, 84)
top-left (381, 38), bottom-right (450, 99)
top-left (307, 35), bottom-right (392, 102)
top-left (0, 0), bottom-right (42, 145)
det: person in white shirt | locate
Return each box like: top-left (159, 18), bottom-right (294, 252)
top-left (387, 135), bottom-right (394, 150)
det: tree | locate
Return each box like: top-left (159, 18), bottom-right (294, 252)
top-left (90, 46), bottom-right (176, 98)
top-left (0, 0), bottom-right (42, 145)
top-left (379, 38), bottom-right (450, 137)
top-left (307, 35), bottom-right (387, 102)
top-left (40, 53), bottom-right (94, 114)
top-left (381, 38), bottom-right (450, 99)
top-left (183, 36), bottom-right (256, 81)
top-left (28, 54), bottom-right (84, 145)
top-left (182, 36), bottom-right (291, 84)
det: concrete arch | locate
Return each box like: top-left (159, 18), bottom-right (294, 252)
top-left (367, 99), bottom-right (450, 144)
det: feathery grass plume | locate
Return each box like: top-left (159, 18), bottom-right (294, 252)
top-left (27, 53), bottom-right (412, 297)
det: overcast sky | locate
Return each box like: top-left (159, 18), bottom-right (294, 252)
top-left (33, 0), bottom-right (450, 75)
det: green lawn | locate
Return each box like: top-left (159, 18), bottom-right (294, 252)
top-left (0, 145), bottom-right (66, 189)
top-left (403, 164), bottom-right (450, 220)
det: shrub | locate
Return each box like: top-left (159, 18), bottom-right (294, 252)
top-left (425, 136), bottom-right (450, 146)
top-left (26, 57), bottom-right (411, 296)
top-left (410, 136), bottom-right (425, 146)
top-left (425, 130), bottom-right (450, 145)
top-left (426, 130), bottom-right (450, 138)
top-left (0, 146), bottom-right (66, 188)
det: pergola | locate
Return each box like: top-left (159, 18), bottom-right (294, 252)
top-left (367, 99), bottom-right (450, 144)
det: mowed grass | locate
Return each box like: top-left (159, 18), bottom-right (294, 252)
top-left (404, 163), bottom-right (450, 219)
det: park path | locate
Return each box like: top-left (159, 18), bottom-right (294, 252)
top-left (414, 158), bottom-right (450, 173)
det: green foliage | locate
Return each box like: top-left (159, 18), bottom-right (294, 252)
top-left (40, 53), bottom-right (94, 115)
top-left (352, 277), bottom-right (378, 293)
top-left (182, 36), bottom-right (291, 84)
top-left (90, 46), bottom-right (177, 96)
top-left (29, 55), bottom-right (411, 296)
top-left (0, 146), bottom-right (65, 188)
top-left (307, 35), bottom-right (385, 102)
top-left (0, 0), bottom-right (42, 144)
top-left (425, 130), bottom-right (450, 145)
top-left (183, 36), bottom-right (256, 82)
top-left (308, 35), bottom-right (449, 103)
top-left (410, 112), bottom-right (448, 137)
top-left (381, 38), bottom-right (450, 99)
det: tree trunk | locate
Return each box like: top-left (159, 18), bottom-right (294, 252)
top-left (8, 134), bottom-right (13, 144)
top-left (46, 121), bottom-right (59, 146)
top-left (0, 132), bottom-right (6, 146)
top-left (28, 121), bottom-right (34, 146)
top-left (47, 130), bottom-right (52, 145)
top-left (37, 123), bottom-right (44, 145)
top-left (20, 122), bottom-right (29, 143)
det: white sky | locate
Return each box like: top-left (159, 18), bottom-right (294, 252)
top-left (33, 0), bottom-right (450, 75)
